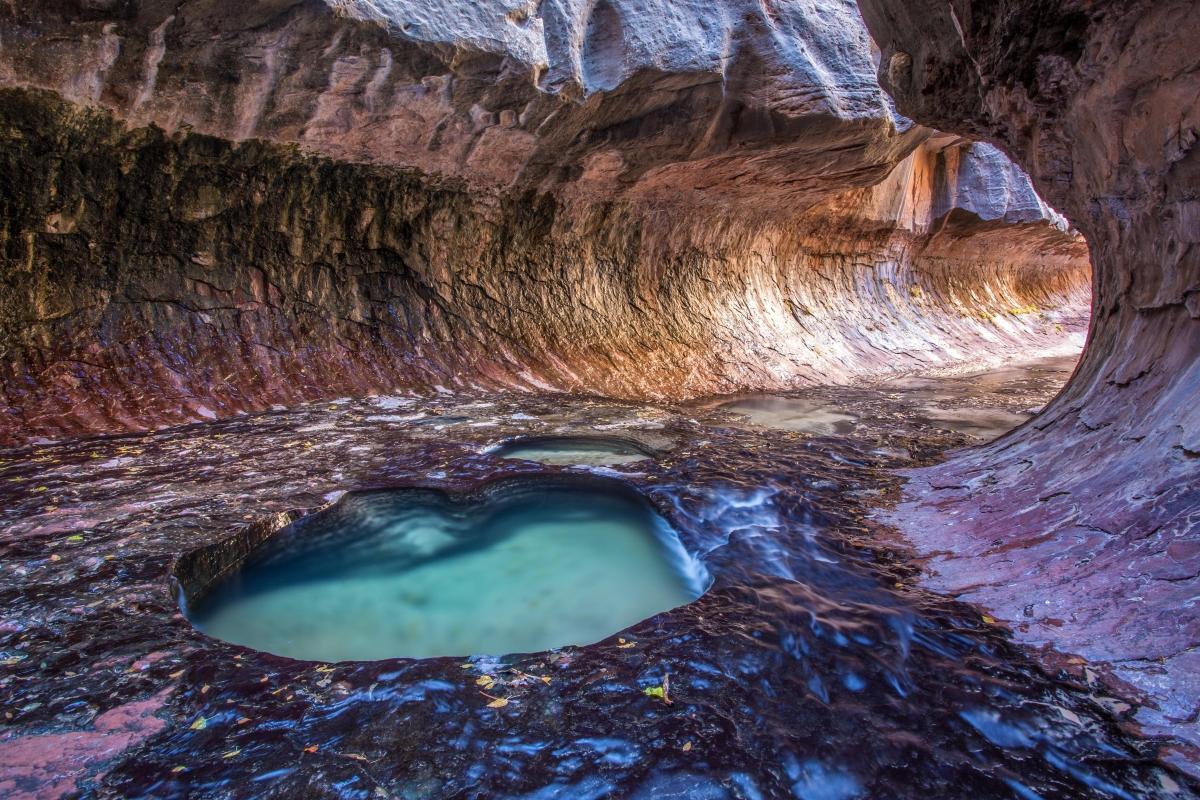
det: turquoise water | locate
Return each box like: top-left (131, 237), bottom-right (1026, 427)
top-left (188, 482), bottom-right (705, 661)
top-left (493, 437), bottom-right (654, 466)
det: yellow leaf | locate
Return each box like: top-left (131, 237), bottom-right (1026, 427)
top-left (237, 717), bottom-right (251, 725)
top-left (171, 766), bottom-right (187, 774)
top-left (540, 675), bottom-right (552, 685)
top-left (304, 744), bottom-right (319, 753)
top-left (487, 697), bottom-right (509, 709)
top-left (982, 615), bottom-right (996, 624)
top-left (315, 665), bottom-right (335, 673)
top-left (617, 638), bottom-right (636, 649)
top-left (222, 749), bottom-right (241, 759)
top-left (460, 663), bottom-right (474, 669)
top-left (682, 742), bottom-right (693, 752)
top-left (475, 675), bottom-right (495, 687)
top-left (190, 716), bottom-right (207, 730)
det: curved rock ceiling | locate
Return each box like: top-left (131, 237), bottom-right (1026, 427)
top-left (0, 0), bottom-right (1087, 441)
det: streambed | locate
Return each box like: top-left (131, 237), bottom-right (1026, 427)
top-left (0, 354), bottom-right (1191, 799)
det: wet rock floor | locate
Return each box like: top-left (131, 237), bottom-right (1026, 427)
top-left (1, 356), bottom-right (1195, 799)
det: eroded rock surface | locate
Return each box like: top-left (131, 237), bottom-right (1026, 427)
top-left (858, 0), bottom-right (1200, 770)
top-left (0, 370), bottom-right (1191, 798)
top-left (0, 0), bottom-right (916, 210)
top-left (0, 88), bottom-right (1086, 445)
top-left (15, 0), bottom-right (1199, 791)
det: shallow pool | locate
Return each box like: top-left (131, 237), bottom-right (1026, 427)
top-left (719, 396), bottom-right (858, 435)
top-left (187, 479), bottom-right (706, 661)
top-left (492, 436), bottom-right (655, 466)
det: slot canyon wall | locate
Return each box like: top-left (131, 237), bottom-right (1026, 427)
top-left (3, 0), bottom-right (1198, 778)
top-left (0, 0), bottom-right (1088, 445)
top-left (0, 91), bottom-right (1089, 444)
top-left (857, 0), bottom-right (1200, 767)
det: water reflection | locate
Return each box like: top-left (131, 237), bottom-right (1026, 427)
top-left (718, 397), bottom-right (858, 435)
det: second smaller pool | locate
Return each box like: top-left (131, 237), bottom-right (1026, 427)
top-left (492, 436), bottom-right (656, 467)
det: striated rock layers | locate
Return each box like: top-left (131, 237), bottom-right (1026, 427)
top-left (0, 0), bottom-right (918, 209)
top-left (858, 0), bottom-right (1200, 769)
top-left (0, 88), bottom-right (1085, 444)
top-left (0, 1), bottom-right (1086, 444)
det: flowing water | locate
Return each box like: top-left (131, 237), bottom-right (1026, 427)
top-left (188, 481), bottom-right (706, 661)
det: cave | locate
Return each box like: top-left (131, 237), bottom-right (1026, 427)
top-left (0, 1), bottom-right (1195, 798)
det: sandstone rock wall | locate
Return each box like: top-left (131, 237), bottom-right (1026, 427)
top-left (857, 0), bottom-right (1200, 769)
top-left (0, 0), bottom-right (914, 212)
top-left (0, 89), bottom-right (1085, 444)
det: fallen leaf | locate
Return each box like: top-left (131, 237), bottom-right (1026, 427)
top-left (171, 766), bottom-right (187, 774)
top-left (222, 749), bottom-right (241, 759)
top-left (617, 638), bottom-right (636, 649)
top-left (643, 673), bottom-right (674, 705)
top-left (304, 744), bottom-right (319, 753)
top-left (982, 615), bottom-right (996, 624)
top-left (682, 742), bottom-right (693, 752)
top-left (237, 717), bottom-right (251, 725)
top-left (190, 716), bottom-right (207, 731)
top-left (67, 535), bottom-right (83, 543)
top-left (487, 697), bottom-right (509, 709)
